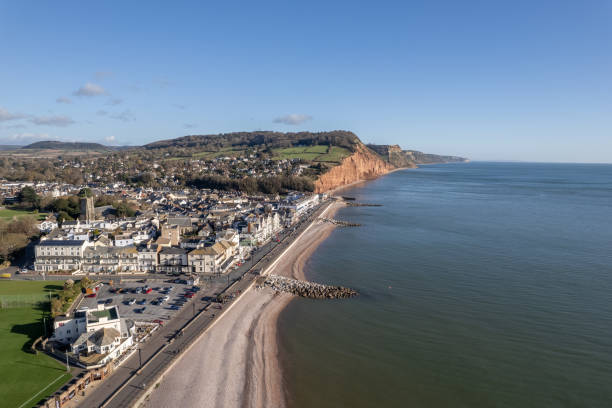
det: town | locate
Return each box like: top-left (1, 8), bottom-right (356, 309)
top-left (0, 178), bottom-right (326, 407)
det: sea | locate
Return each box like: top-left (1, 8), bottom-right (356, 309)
top-left (278, 162), bottom-right (612, 408)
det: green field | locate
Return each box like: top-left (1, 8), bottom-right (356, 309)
top-left (272, 145), bottom-right (351, 163)
top-left (0, 209), bottom-right (47, 221)
top-left (0, 280), bottom-right (72, 408)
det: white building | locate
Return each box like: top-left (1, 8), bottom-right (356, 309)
top-left (279, 194), bottom-right (319, 215)
top-left (34, 240), bottom-right (89, 273)
top-left (52, 304), bottom-right (134, 368)
top-left (52, 304), bottom-right (122, 344)
top-left (38, 220), bottom-right (58, 233)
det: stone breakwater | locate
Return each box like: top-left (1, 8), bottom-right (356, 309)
top-left (258, 275), bottom-right (358, 299)
top-left (319, 217), bottom-right (362, 227)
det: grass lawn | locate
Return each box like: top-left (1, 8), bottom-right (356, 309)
top-left (0, 280), bottom-right (72, 408)
top-left (0, 209), bottom-right (47, 221)
top-left (272, 145), bottom-right (351, 163)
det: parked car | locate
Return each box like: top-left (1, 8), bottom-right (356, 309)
top-left (105, 298), bottom-right (113, 304)
top-left (153, 319), bottom-right (164, 325)
top-left (127, 298), bottom-right (136, 305)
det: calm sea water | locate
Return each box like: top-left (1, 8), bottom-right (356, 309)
top-left (279, 162), bottom-right (612, 408)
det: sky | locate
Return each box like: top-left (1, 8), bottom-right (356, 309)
top-left (0, 1), bottom-right (610, 162)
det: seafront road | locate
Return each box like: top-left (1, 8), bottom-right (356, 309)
top-left (71, 200), bottom-right (332, 408)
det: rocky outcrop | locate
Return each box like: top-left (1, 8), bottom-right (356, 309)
top-left (314, 144), bottom-right (395, 193)
top-left (367, 144), bottom-right (468, 166)
top-left (366, 144), bottom-right (418, 168)
top-left (260, 275), bottom-right (358, 299)
top-left (404, 150), bottom-right (469, 164)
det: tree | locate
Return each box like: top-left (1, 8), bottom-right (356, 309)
top-left (56, 211), bottom-right (73, 228)
top-left (79, 276), bottom-right (92, 290)
top-left (51, 298), bottom-right (63, 316)
top-left (78, 188), bottom-right (93, 198)
top-left (114, 201), bottom-right (136, 218)
top-left (17, 186), bottom-right (40, 209)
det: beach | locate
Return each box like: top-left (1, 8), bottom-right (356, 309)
top-left (144, 200), bottom-right (342, 408)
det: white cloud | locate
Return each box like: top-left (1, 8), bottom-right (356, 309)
top-left (108, 98), bottom-right (123, 106)
top-left (0, 107), bottom-right (25, 122)
top-left (104, 135), bottom-right (116, 143)
top-left (56, 97), bottom-right (72, 104)
top-left (30, 115), bottom-right (75, 127)
top-left (273, 114), bottom-right (313, 125)
top-left (73, 82), bottom-right (106, 97)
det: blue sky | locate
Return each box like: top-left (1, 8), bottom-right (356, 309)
top-left (0, 1), bottom-right (610, 162)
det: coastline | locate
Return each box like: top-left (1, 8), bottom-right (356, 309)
top-left (144, 200), bottom-right (342, 408)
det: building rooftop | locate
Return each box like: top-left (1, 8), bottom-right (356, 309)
top-left (38, 240), bottom-right (86, 247)
top-left (89, 306), bottom-right (119, 322)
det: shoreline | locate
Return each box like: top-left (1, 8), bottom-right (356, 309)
top-left (144, 200), bottom-right (342, 408)
top-left (326, 166), bottom-right (414, 195)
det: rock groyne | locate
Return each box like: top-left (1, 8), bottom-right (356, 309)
top-left (319, 217), bottom-right (361, 227)
top-left (259, 275), bottom-right (358, 299)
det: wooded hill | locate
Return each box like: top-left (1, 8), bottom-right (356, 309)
top-left (23, 141), bottom-right (113, 152)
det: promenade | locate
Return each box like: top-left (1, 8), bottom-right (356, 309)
top-left (71, 200), bottom-right (332, 408)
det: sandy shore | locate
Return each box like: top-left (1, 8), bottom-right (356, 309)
top-left (145, 201), bottom-right (342, 408)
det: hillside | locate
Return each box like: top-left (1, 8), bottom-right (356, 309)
top-left (405, 150), bottom-right (468, 164)
top-left (23, 141), bottom-right (113, 151)
top-left (144, 131), bottom-right (361, 152)
top-left (0, 132), bottom-right (467, 193)
top-left (367, 144), bottom-right (468, 167)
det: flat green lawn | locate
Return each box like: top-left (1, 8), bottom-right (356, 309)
top-left (0, 209), bottom-right (47, 221)
top-left (0, 280), bottom-right (72, 408)
top-left (272, 145), bottom-right (351, 163)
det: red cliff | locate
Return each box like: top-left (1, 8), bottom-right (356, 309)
top-left (314, 144), bottom-right (396, 193)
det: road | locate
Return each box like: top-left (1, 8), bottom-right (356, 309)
top-left (73, 200), bottom-right (331, 408)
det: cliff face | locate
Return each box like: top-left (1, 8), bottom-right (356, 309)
top-left (314, 144), bottom-right (395, 193)
top-left (366, 144), bottom-right (418, 168)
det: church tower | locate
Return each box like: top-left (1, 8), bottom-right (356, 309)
top-left (79, 196), bottom-right (95, 222)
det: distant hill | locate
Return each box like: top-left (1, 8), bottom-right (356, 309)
top-left (22, 141), bottom-right (113, 151)
top-left (0, 145), bottom-right (23, 151)
top-left (405, 150), bottom-right (468, 164)
top-left (144, 131), bottom-right (361, 152)
top-left (367, 144), bottom-right (468, 167)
